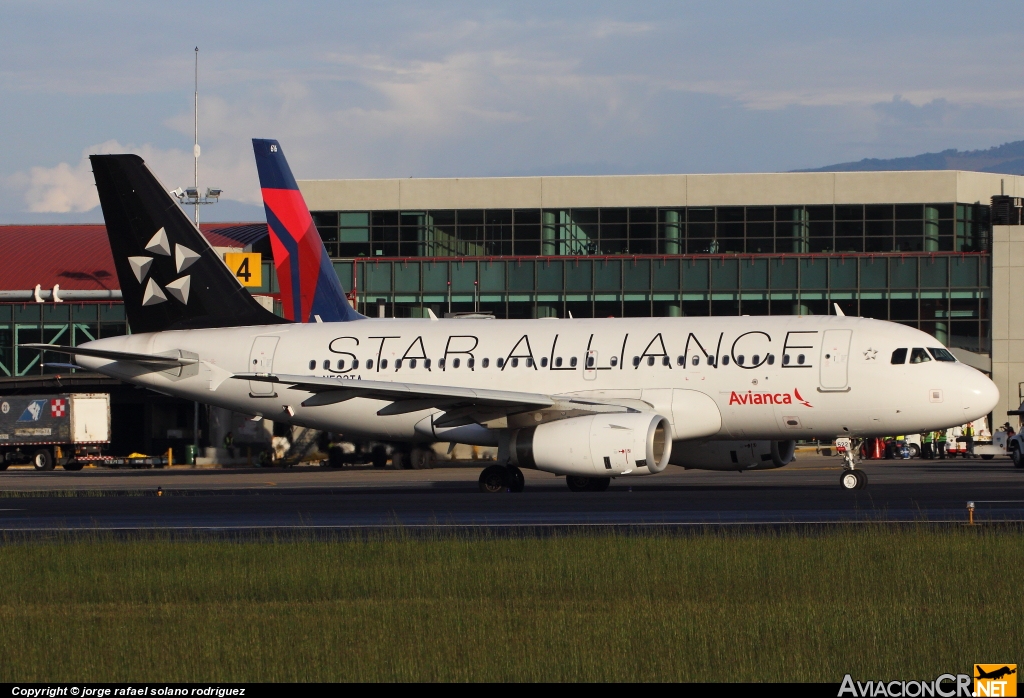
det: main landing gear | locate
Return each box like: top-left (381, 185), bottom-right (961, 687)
top-left (566, 476), bottom-right (611, 492)
top-left (837, 437), bottom-right (868, 491)
top-left (478, 464), bottom-right (525, 493)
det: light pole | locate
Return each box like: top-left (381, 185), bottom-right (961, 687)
top-left (171, 47), bottom-right (222, 225)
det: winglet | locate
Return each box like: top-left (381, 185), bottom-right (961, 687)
top-left (833, 303), bottom-right (845, 316)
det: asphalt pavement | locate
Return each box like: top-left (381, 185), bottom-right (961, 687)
top-left (0, 455), bottom-right (1021, 531)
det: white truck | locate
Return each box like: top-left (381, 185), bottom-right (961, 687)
top-left (0, 393), bottom-right (111, 471)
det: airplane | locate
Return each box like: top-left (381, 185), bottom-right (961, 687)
top-left (975, 666), bottom-right (1016, 681)
top-left (23, 144), bottom-right (1000, 493)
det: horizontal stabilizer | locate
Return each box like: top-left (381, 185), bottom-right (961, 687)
top-left (20, 344), bottom-right (198, 367)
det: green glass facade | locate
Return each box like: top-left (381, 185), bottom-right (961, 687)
top-left (311, 203), bottom-right (989, 258)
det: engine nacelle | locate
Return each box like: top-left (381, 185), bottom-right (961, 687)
top-left (510, 412), bottom-right (672, 477)
top-left (669, 439), bottom-right (796, 471)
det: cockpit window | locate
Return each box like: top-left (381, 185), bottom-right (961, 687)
top-left (909, 348), bottom-right (931, 364)
top-left (928, 347), bottom-right (956, 362)
top-left (891, 348), bottom-right (907, 364)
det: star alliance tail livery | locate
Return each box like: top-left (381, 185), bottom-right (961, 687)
top-left (23, 149), bottom-right (1000, 492)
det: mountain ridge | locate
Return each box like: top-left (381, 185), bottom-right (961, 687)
top-left (798, 140), bottom-right (1024, 175)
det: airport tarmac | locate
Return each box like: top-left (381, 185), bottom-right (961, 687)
top-left (0, 455), bottom-right (1021, 531)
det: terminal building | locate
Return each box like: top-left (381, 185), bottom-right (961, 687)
top-left (2, 169), bottom-right (1023, 442)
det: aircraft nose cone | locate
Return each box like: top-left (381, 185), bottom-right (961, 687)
top-left (962, 370), bottom-right (1000, 421)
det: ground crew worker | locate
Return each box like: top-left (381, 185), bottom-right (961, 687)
top-left (224, 431), bottom-right (235, 459)
top-left (922, 431), bottom-right (933, 459)
top-left (963, 423), bottom-right (975, 458)
top-left (935, 429), bottom-right (947, 459)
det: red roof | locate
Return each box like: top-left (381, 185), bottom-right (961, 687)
top-left (0, 223), bottom-right (260, 291)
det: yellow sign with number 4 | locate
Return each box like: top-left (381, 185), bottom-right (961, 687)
top-left (224, 253), bottom-right (262, 287)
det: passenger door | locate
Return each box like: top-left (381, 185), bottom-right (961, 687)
top-left (819, 329), bottom-right (852, 391)
top-left (248, 336), bottom-right (280, 396)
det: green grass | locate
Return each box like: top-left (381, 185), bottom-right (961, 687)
top-left (0, 527), bottom-right (1020, 682)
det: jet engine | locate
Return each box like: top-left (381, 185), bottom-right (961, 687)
top-left (510, 412), bottom-right (672, 477)
top-left (669, 439), bottom-right (796, 471)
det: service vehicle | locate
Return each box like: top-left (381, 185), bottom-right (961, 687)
top-left (0, 393), bottom-right (110, 471)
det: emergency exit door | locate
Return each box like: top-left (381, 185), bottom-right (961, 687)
top-left (819, 329), bottom-right (852, 390)
top-left (248, 336), bottom-right (280, 396)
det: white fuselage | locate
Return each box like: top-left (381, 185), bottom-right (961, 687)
top-left (75, 315), bottom-right (998, 444)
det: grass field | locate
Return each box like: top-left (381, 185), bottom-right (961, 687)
top-left (0, 527), bottom-right (1020, 682)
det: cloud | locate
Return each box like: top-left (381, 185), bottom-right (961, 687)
top-left (7, 139), bottom-right (263, 215)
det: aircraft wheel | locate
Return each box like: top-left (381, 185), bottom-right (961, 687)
top-left (1012, 447), bottom-right (1023, 468)
top-left (32, 449), bottom-right (54, 471)
top-left (566, 475), bottom-right (591, 492)
top-left (506, 466), bottom-right (525, 493)
top-left (840, 470), bottom-right (860, 491)
top-left (586, 477), bottom-right (611, 492)
top-left (478, 465), bottom-right (508, 493)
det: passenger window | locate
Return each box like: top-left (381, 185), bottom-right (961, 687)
top-left (586, 356), bottom-right (595, 368)
top-left (928, 348), bottom-right (956, 362)
top-left (782, 354), bottom-right (790, 366)
top-left (767, 354), bottom-right (775, 365)
top-left (439, 359), bottom-right (445, 369)
top-left (570, 357), bottom-right (578, 368)
top-left (540, 357), bottom-right (548, 367)
top-left (722, 355), bottom-right (730, 366)
top-left (662, 356), bottom-right (670, 366)
top-left (424, 359), bottom-right (431, 369)
top-left (366, 360), bottom-right (374, 369)
top-left (797, 354), bottom-right (805, 365)
top-left (555, 357), bottom-right (563, 368)
top-left (632, 356), bottom-right (640, 367)
top-left (677, 355), bottom-right (685, 366)
top-left (468, 358), bottom-right (475, 369)
top-left (395, 359), bottom-right (403, 369)
top-left (737, 355), bottom-right (745, 366)
top-left (891, 348), bottom-right (908, 364)
top-left (511, 357), bottom-right (519, 368)
top-left (497, 358), bottom-right (504, 368)
top-left (352, 359), bottom-right (360, 369)
top-left (308, 360), bottom-right (316, 370)
top-left (526, 358), bottom-right (533, 367)
top-left (647, 356), bottom-right (655, 367)
top-left (380, 359), bottom-right (388, 369)
top-left (752, 354), bottom-right (760, 365)
top-left (409, 359), bottom-right (417, 369)
top-left (323, 360), bottom-right (330, 370)
top-left (482, 358), bottom-right (489, 368)
top-left (337, 359), bottom-right (346, 370)
top-left (452, 358), bottom-right (460, 368)
top-left (691, 355), bottom-right (699, 366)
top-left (610, 356), bottom-right (618, 367)
top-left (909, 348), bottom-right (931, 364)
top-left (707, 355), bottom-right (715, 366)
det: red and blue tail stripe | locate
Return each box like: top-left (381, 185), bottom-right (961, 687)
top-left (252, 139), bottom-right (364, 323)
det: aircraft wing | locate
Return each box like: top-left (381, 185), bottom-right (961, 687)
top-left (233, 372), bottom-right (616, 428)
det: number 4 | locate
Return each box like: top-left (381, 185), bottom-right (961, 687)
top-left (236, 257), bottom-right (252, 282)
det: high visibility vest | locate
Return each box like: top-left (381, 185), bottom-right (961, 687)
top-left (964, 425), bottom-right (974, 437)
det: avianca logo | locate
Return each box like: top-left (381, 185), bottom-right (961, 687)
top-left (729, 387), bottom-right (813, 408)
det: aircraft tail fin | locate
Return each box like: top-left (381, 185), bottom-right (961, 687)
top-left (252, 138), bottom-right (364, 322)
top-left (89, 154), bottom-right (288, 334)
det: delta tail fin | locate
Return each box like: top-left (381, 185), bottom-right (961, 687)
top-left (253, 139), bottom-right (364, 322)
top-left (90, 154), bottom-right (288, 334)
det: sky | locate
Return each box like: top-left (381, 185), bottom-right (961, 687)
top-left (2, 1), bottom-right (1023, 223)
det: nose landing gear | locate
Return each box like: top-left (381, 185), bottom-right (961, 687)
top-left (837, 437), bottom-right (868, 490)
